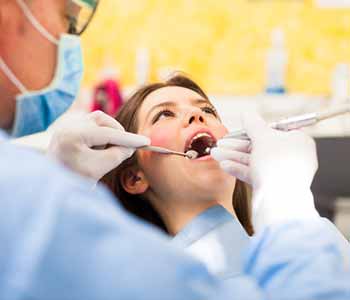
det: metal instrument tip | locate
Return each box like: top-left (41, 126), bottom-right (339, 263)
top-left (185, 150), bottom-right (199, 160)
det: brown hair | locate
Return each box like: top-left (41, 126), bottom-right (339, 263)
top-left (101, 75), bottom-right (254, 236)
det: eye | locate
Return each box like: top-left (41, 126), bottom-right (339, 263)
top-left (201, 106), bottom-right (218, 117)
top-left (152, 109), bottom-right (175, 124)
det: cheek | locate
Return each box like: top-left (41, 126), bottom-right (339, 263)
top-left (207, 117), bottom-right (229, 138)
top-left (138, 125), bottom-right (176, 163)
top-left (149, 127), bottom-right (174, 147)
top-left (215, 124), bottom-right (229, 139)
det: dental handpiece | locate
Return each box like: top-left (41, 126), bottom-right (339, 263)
top-left (223, 103), bottom-right (350, 140)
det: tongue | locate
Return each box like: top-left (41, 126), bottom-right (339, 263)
top-left (190, 137), bottom-right (214, 158)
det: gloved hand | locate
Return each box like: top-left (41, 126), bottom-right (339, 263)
top-left (47, 110), bottom-right (150, 181)
top-left (211, 112), bottom-right (319, 231)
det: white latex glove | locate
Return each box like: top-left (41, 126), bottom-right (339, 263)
top-left (211, 112), bottom-right (319, 232)
top-left (47, 110), bottom-right (150, 181)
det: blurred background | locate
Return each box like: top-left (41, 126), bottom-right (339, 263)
top-left (81, 0), bottom-right (350, 94)
top-left (77, 0), bottom-right (350, 239)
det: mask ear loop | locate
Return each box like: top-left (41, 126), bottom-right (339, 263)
top-left (1, 0), bottom-right (61, 93)
top-left (0, 57), bottom-right (27, 94)
top-left (15, 0), bottom-right (59, 46)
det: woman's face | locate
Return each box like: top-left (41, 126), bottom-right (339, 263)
top-left (136, 86), bottom-right (236, 203)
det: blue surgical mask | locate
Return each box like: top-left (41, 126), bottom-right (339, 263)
top-left (11, 35), bottom-right (83, 137)
top-left (0, 0), bottom-right (84, 138)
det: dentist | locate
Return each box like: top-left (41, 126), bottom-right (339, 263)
top-left (1, 0), bottom-right (149, 180)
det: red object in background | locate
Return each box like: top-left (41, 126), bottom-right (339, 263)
top-left (91, 79), bottom-right (123, 117)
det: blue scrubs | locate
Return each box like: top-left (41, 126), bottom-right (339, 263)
top-left (172, 205), bottom-right (249, 280)
top-left (1, 130), bottom-right (350, 299)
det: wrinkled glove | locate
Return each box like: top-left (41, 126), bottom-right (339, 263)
top-left (212, 112), bottom-right (319, 231)
top-left (48, 111), bottom-right (150, 181)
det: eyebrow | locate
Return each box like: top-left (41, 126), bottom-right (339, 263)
top-left (145, 99), bottom-right (211, 122)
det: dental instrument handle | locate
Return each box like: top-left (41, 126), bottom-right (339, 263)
top-left (269, 113), bottom-right (317, 131)
top-left (223, 114), bottom-right (316, 140)
top-left (139, 145), bottom-right (189, 158)
top-left (224, 104), bottom-right (350, 140)
top-left (316, 103), bottom-right (350, 121)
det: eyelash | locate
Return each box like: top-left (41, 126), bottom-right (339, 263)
top-left (201, 105), bottom-right (218, 116)
top-left (152, 109), bottom-right (175, 124)
top-left (152, 105), bottom-right (218, 124)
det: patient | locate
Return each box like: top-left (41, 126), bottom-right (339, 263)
top-left (101, 74), bottom-right (253, 280)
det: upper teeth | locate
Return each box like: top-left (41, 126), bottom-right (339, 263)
top-left (190, 133), bottom-right (211, 143)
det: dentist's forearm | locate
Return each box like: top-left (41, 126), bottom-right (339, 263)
top-left (252, 187), bottom-right (319, 232)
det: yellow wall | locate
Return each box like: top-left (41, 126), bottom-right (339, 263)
top-left (82, 0), bottom-right (350, 95)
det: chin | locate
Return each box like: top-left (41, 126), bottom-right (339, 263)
top-left (192, 167), bottom-right (235, 192)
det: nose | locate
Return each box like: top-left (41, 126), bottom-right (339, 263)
top-left (184, 108), bottom-right (206, 127)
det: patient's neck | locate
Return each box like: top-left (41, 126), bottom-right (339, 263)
top-left (152, 189), bottom-right (236, 236)
top-left (163, 201), bottom-right (217, 236)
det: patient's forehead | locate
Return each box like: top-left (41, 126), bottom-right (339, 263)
top-left (139, 86), bottom-right (207, 119)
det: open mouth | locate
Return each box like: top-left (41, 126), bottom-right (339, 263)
top-left (185, 132), bottom-right (217, 159)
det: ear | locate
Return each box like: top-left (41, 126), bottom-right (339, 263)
top-left (120, 168), bottom-right (149, 195)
